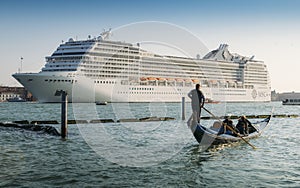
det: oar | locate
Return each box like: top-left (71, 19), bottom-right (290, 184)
top-left (202, 106), bottom-right (257, 150)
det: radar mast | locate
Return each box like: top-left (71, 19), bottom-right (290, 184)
top-left (98, 28), bottom-right (112, 40)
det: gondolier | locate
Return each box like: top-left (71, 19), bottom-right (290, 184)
top-left (188, 84), bottom-right (205, 123)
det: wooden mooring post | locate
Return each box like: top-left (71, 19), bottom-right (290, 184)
top-left (182, 97), bottom-right (185, 120)
top-left (55, 90), bottom-right (68, 139)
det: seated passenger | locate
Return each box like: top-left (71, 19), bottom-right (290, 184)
top-left (210, 121), bottom-right (222, 132)
top-left (217, 118), bottom-right (236, 135)
top-left (246, 118), bottom-right (257, 133)
top-left (236, 116), bottom-right (249, 136)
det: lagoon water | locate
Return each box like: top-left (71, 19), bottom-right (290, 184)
top-left (0, 101), bottom-right (300, 187)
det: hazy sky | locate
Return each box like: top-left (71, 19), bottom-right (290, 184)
top-left (1, 0), bottom-right (299, 92)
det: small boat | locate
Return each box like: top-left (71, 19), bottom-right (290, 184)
top-left (282, 99), bottom-right (300, 105)
top-left (96, 101), bottom-right (107, 105)
top-left (205, 98), bottom-right (220, 104)
top-left (7, 97), bottom-right (26, 102)
top-left (187, 115), bottom-right (271, 146)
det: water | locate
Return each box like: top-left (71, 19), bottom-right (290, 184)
top-left (1, 101), bottom-right (300, 187)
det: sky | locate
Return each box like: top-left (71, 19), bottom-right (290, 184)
top-left (0, 0), bottom-right (300, 92)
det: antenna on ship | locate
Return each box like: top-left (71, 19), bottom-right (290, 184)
top-left (98, 28), bottom-right (112, 41)
top-left (19, 57), bottom-right (23, 73)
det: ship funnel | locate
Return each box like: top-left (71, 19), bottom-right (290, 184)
top-left (218, 44), bottom-right (229, 50)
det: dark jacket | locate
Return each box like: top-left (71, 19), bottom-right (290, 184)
top-left (188, 89), bottom-right (205, 110)
top-left (236, 119), bottom-right (249, 135)
top-left (217, 119), bottom-right (237, 135)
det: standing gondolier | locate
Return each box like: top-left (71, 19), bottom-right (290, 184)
top-left (188, 84), bottom-right (205, 123)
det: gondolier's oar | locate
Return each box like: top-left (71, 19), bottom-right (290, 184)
top-left (202, 106), bottom-right (257, 150)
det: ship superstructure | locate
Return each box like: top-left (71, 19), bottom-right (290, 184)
top-left (13, 30), bottom-right (271, 103)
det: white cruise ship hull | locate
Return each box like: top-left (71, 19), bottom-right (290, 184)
top-left (13, 72), bottom-right (270, 103)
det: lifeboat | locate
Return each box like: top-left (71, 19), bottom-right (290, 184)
top-left (192, 79), bottom-right (199, 83)
top-left (176, 78), bottom-right (184, 82)
top-left (158, 78), bottom-right (166, 83)
top-left (184, 79), bottom-right (192, 83)
top-left (166, 78), bottom-right (175, 82)
top-left (147, 77), bottom-right (157, 81)
top-left (140, 77), bottom-right (147, 81)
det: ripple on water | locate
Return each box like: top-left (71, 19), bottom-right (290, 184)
top-left (0, 102), bottom-right (300, 187)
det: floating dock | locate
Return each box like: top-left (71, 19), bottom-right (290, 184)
top-left (8, 114), bottom-right (298, 125)
top-left (1, 114), bottom-right (297, 137)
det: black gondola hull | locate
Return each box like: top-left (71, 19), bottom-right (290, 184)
top-left (189, 116), bottom-right (271, 147)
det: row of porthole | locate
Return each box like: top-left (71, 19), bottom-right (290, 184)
top-left (288, 99), bottom-right (300, 102)
top-left (0, 94), bottom-right (18, 98)
top-left (214, 93), bottom-right (246, 96)
top-left (44, 79), bottom-right (77, 83)
top-left (129, 87), bottom-right (154, 91)
top-left (94, 80), bottom-right (117, 84)
top-left (117, 91), bottom-right (185, 95)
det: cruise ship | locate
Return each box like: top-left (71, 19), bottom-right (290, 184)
top-left (12, 30), bottom-right (271, 103)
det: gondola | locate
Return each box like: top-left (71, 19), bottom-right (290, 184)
top-left (187, 115), bottom-right (271, 147)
